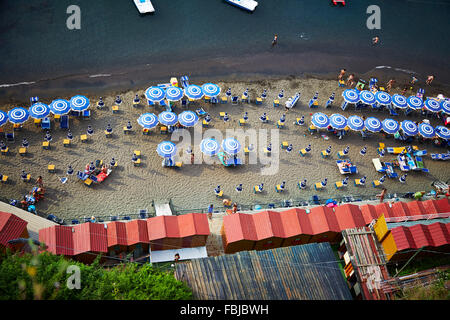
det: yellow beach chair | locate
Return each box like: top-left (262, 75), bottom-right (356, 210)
top-left (372, 180), bottom-right (382, 187)
top-left (112, 105), bottom-right (119, 114)
top-left (1, 147), bottom-right (9, 155)
top-left (299, 148), bottom-right (309, 157)
top-left (241, 95), bottom-right (249, 103)
top-left (314, 182), bottom-right (324, 190)
top-left (277, 120), bottom-right (285, 129)
top-left (275, 184), bottom-right (284, 192)
top-left (84, 178), bottom-right (93, 187)
top-left (133, 158), bottom-right (141, 166)
top-left (34, 118), bottom-right (42, 126)
top-left (48, 164), bottom-right (55, 173)
top-left (160, 126), bottom-right (168, 134)
top-left (19, 147), bottom-right (27, 156)
top-left (215, 190), bottom-right (223, 197)
top-left (321, 150), bottom-right (330, 158)
top-left (23, 174), bottom-right (31, 183)
top-left (142, 128), bottom-right (150, 135)
top-left (281, 141), bottom-right (289, 149)
top-left (202, 120), bottom-right (209, 128)
top-left (244, 147), bottom-right (251, 154)
top-left (1, 175), bottom-right (8, 183)
top-left (254, 185), bottom-right (263, 193)
top-left (204, 96), bottom-right (211, 103)
top-left (133, 150), bottom-right (141, 158)
top-left (354, 178), bottom-right (365, 186)
top-left (219, 112), bottom-right (226, 119)
top-left (63, 139), bottom-right (71, 147)
top-left (175, 162), bottom-right (182, 168)
top-left (42, 141), bottom-right (50, 150)
top-left (335, 181), bottom-right (345, 189)
top-left (264, 147), bottom-right (271, 155)
top-left (104, 130), bottom-right (112, 138)
top-left (123, 126), bottom-right (131, 134)
top-left (273, 99), bottom-right (280, 107)
top-left (13, 123), bottom-right (22, 131)
top-left (80, 134), bottom-right (88, 143)
top-left (337, 150), bottom-right (348, 158)
top-left (220, 96), bottom-right (228, 104)
top-left (54, 114), bottom-right (61, 122)
top-left (239, 118), bottom-right (246, 126)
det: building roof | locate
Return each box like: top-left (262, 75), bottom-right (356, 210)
top-left (175, 242), bottom-right (352, 300)
top-left (72, 222), bottom-right (108, 254)
top-left (421, 199), bottom-right (440, 215)
top-left (0, 212), bottom-right (28, 249)
top-left (334, 204), bottom-right (366, 230)
top-left (308, 206), bottom-right (340, 234)
top-left (359, 204), bottom-right (379, 225)
top-left (405, 201), bottom-right (426, 220)
top-left (252, 211), bottom-right (284, 240)
top-left (434, 198), bottom-right (450, 213)
top-left (391, 202), bottom-right (412, 218)
top-left (106, 221), bottom-right (128, 248)
top-left (177, 213), bottom-right (210, 238)
top-left (147, 215), bottom-right (180, 240)
top-left (389, 222), bottom-right (450, 251)
top-left (222, 212), bottom-right (258, 243)
top-left (279, 209), bottom-right (309, 238)
top-left (39, 225), bottom-right (75, 256)
top-left (390, 226), bottom-right (415, 251)
top-left (373, 203), bottom-right (395, 219)
top-left (126, 219), bottom-right (149, 246)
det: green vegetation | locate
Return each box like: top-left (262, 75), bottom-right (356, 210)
top-left (0, 246), bottom-right (192, 300)
top-left (395, 270), bottom-right (450, 300)
top-left (387, 255), bottom-right (450, 277)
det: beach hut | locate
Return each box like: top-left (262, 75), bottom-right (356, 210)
top-left (279, 208), bottom-right (313, 246)
top-left (404, 201), bottom-right (427, 220)
top-left (39, 225), bottom-right (75, 256)
top-left (373, 203), bottom-right (396, 220)
top-left (177, 213), bottom-right (210, 248)
top-left (420, 199), bottom-right (440, 216)
top-left (125, 219), bottom-right (150, 259)
top-left (147, 215), bottom-right (182, 251)
top-left (359, 204), bottom-right (380, 225)
top-left (390, 202), bottom-right (412, 220)
top-left (106, 221), bottom-right (128, 257)
top-left (308, 206), bottom-right (341, 243)
top-left (434, 198), bottom-right (450, 213)
top-left (252, 211), bottom-right (284, 251)
top-left (0, 212), bottom-right (29, 253)
top-left (221, 213), bottom-right (257, 254)
top-left (72, 222), bottom-right (108, 264)
top-left (334, 204), bottom-right (366, 231)
top-left (427, 222), bottom-right (450, 249)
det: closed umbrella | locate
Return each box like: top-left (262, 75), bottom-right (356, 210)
top-left (8, 107), bottom-right (29, 124)
top-left (137, 113), bottom-right (158, 129)
top-left (329, 114), bottom-right (347, 130)
top-left (70, 95), bottom-right (90, 111)
top-left (401, 120), bottom-right (418, 136)
top-left (178, 111), bottom-right (199, 127)
top-left (221, 138), bottom-right (241, 155)
top-left (201, 83), bottom-right (221, 98)
top-left (49, 99), bottom-right (71, 115)
top-left (29, 102), bottom-right (50, 119)
top-left (364, 117), bottom-right (382, 132)
top-left (382, 119), bottom-right (399, 134)
top-left (418, 122), bottom-right (435, 139)
top-left (157, 141), bottom-right (177, 158)
top-left (200, 138), bottom-right (220, 156)
top-left (158, 111), bottom-right (178, 126)
top-left (145, 86), bottom-right (165, 103)
top-left (311, 112), bottom-right (329, 129)
top-left (347, 115), bottom-right (365, 131)
top-left (184, 85), bottom-right (204, 100)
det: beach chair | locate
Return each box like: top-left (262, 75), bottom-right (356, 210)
top-left (277, 120), bottom-right (285, 129)
top-left (84, 178), bottom-right (93, 187)
top-left (60, 115), bottom-right (69, 129)
top-left (314, 182), bottom-right (325, 190)
top-left (275, 184), bottom-right (284, 192)
top-left (5, 132), bottom-right (14, 142)
top-left (415, 156), bottom-right (429, 173)
top-left (273, 99), bottom-right (280, 107)
top-left (337, 150), bottom-right (348, 158)
top-left (112, 105), bottom-right (119, 114)
top-left (256, 97), bottom-right (263, 105)
top-left (203, 96), bottom-right (211, 104)
top-left (335, 181), bottom-right (346, 189)
top-left (180, 99), bottom-right (188, 108)
top-left (41, 117), bottom-right (50, 130)
top-left (133, 158), bottom-right (141, 166)
top-left (341, 101), bottom-right (348, 111)
top-left (34, 118), bottom-right (42, 126)
top-left (215, 190), bottom-right (223, 197)
top-left (83, 110), bottom-right (90, 119)
top-left (254, 185), bottom-right (263, 193)
top-left (110, 216), bottom-right (118, 221)
top-left (42, 141), bottom-right (50, 150)
top-left (22, 174), bottom-right (31, 183)
top-left (299, 148), bottom-right (310, 157)
top-left (160, 126), bottom-right (168, 134)
top-left (241, 95), bottom-right (249, 103)
top-left (239, 118), bottom-right (246, 126)
top-left (48, 164), bottom-right (56, 173)
top-left (263, 147), bottom-right (271, 155)
top-left (321, 150), bottom-right (330, 158)
top-left (220, 96), bottom-right (228, 104)
top-left (0, 175), bottom-right (8, 183)
top-left (104, 130), bottom-right (112, 138)
top-left (279, 141), bottom-right (288, 150)
top-left (80, 134), bottom-right (88, 143)
top-left (338, 80), bottom-right (345, 87)
top-left (71, 219), bottom-right (80, 225)
top-left (0, 146), bottom-right (9, 155)
top-left (308, 99), bottom-right (319, 108)
top-left (231, 96), bottom-right (239, 105)
top-left (354, 178), bottom-right (365, 186)
top-left (139, 209), bottom-right (148, 219)
top-left (62, 138), bottom-right (71, 146)
top-left (19, 147), bottom-right (27, 156)
top-left (13, 123), bottom-right (22, 131)
top-left (372, 179), bottom-right (382, 187)
top-left (180, 75), bottom-right (189, 88)
top-left (219, 112), bottom-right (226, 119)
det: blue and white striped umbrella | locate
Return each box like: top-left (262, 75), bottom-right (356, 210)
top-left (440, 100), bottom-right (450, 115)
top-left (157, 141), bottom-right (177, 158)
top-left (70, 95), bottom-right (90, 111)
top-left (424, 99), bottom-right (442, 113)
top-left (401, 120), bottom-right (418, 136)
top-left (178, 111), bottom-right (199, 127)
top-left (382, 119), bottom-right (399, 134)
top-left (342, 89), bottom-right (360, 104)
top-left (0, 110), bottom-right (8, 126)
top-left (201, 83), bottom-right (221, 98)
top-left (359, 90), bottom-right (376, 105)
top-left (311, 112), bottom-right (329, 128)
top-left (8, 107), bottom-right (29, 124)
top-left (375, 91), bottom-right (392, 105)
top-left (200, 138), bottom-right (220, 156)
top-left (145, 86), bottom-right (166, 102)
top-left (222, 138), bottom-right (241, 155)
top-left (49, 99), bottom-right (71, 115)
top-left (165, 86), bottom-right (184, 102)
top-left (158, 111), bottom-right (178, 126)
top-left (184, 85), bottom-right (204, 100)
top-left (329, 114), bottom-right (347, 130)
top-left (137, 113), bottom-right (159, 129)
top-left (364, 117), bottom-right (382, 132)
top-left (391, 94), bottom-right (408, 109)
top-left (347, 115), bottom-right (365, 131)
top-left (418, 122), bottom-right (435, 139)
top-left (29, 102), bottom-right (50, 119)
top-left (435, 126), bottom-right (450, 140)
top-left (407, 96), bottom-right (423, 110)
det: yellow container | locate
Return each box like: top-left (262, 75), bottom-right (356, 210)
top-left (373, 214), bottom-right (389, 242)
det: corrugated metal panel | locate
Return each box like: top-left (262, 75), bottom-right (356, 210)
top-left (309, 206), bottom-right (340, 234)
top-left (334, 204), bottom-right (366, 230)
top-left (222, 213), bottom-right (257, 243)
top-left (391, 202), bottom-right (412, 218)
top-left (278, 209), bottom-right (303, 238)
top-left (373, 214), bottom-right (388, 242)
top-left (427, 222), bottom-right (450, 247)
top-left (405, 201), bottom-right (426, 220)
top-left (178, 213), bottom-right (209, 238)
top-left (390, 226), bottom-right (415, 251)
top-left (0, 212), bottom-right (28, 249)
top-left (408, 224), bottom-right (432, 249)
top-left (126, 220), bottom-right (149, 245)
top-left (72, 222), bottom-right (107, 255)
top-left (421, 199), bottom-right (440, 215)
top-left (434, 198), bottom-right (450, 213)
top-left (39, 225), bottom-right (75, 256)
top-left (175, 243), bottom-right (352, 300)
top-left (374, 203), bottom-right (395, 219)
top-left (106, 221), bottom-right (128, 247)
top-left (359, 204), bottom-right (379, 225)
top-left (147, 216), bottom-right (167, 240)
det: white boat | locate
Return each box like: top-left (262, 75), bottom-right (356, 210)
top-left (225, 0), bottom-right (258, 12)
top-left (133, 0), bottom-right (155, 14)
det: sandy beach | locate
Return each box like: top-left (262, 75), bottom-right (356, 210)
top-left (0, 76), bottom-right (449, 221)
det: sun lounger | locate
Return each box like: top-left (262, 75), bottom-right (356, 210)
top-left (337, 160), bottom-right (358, 174)
top-left (42, 141), bottom-right (50, 150)
top-left (41, 117), bottom-right (50, 130)
top-left (354, 178), bottom-right (365, 186)
top-left (60, 115), bottom-right (69, 129)
top-left (104, 130), bottom-right (112, 137)
top-left (314, 182), bottom-right (324, 190)
top-left (220, 96), bottom-right (228, 104)
top-left (397, 155), bottom-right (410, 171)
top-left (383, 162), bottom-right (398, 178)
top-left (6, 132), bottom-right (14, 142)
top-left (372, 158), bottom-right (384, 172)
top-left (13, 123), bottom-right (22, 131)
top-left (231, 96), bottom-right (239, 105)
top-left (413, 149), bottom-right (427, 156)
top-left (386, 146), bottom-right (418, 154)
top-left (196, 108), bottom-right (207, 117)
top-left (273, 99), bottom-right (280, 107)
top-left (299, 148), bottom-right (310, 156)
top-left (406, 153), bottom-right (417, 170)
top-left (254, 185), bottom-right (263, 193)
top-left (48, 164), bottom-right (55, 173)
top-left (321, 150), bottom-right (330, 158)
top-left (335, 181), bottom-right (346, 189)
top-left (34, 118), bottom-right (42, 126)
top-left (133, 158), bottom-right (141, 166)
top-left (275, 184), bottom-right (284, 192)
top-left (22, 174), bottom-right (31, 183)
top-left (1, 147), bottom-right (9, 155)
top-left (415, 156), bottom-right (429, 173)
top-left (19, 147), bottom-right (27, 155)
top-left (215, 190), bottom-right (223, 197)
top-left (281, 141), bottom-right (289, 149)
top-left (277, 120), bottom-right (285, 128)
top-left (77, 171), bottom-right (89, 181)
top-left (1, 175), bottom-right (8, 183)
top-left (372, 180), bottom-right (382, 187)
top-left (337, 150), bottom-right (348, 158)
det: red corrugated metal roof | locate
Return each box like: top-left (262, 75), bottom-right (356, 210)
top-left (421, 199), bottom-right (440, 215)
top-left (359, 204), bottom-right (379, 225)
top-left (126, 219), bottom-right (149, 245)
top-left (390, 222), bottom-right (450, 253)
top-left (72, 222), bottom-right (107, 255)
top-left (405, 201), bottom-right (426, 220)
top-left (390, 226), bottom-right (415, 251)
top-left (308, 206), bottom-right (340, 235)
top-left (391, 202), bottom-right (412, 218)
top-left (222, 213), bottom-right (258, 243)
top-left (334, 204), bottom-right (366, 230)
top-left (434, 198), bottom-right (450, 213)
top-left (373, 203), bottom-right (395, 219)
top-left (0, 212), bottom-right (28, 248)
top-left (408, 224), bottom-right (433, 249)
top-left (295, 208), bottom-right (314, 235)
top-left (39, 225), bottom-right (75, 256)
top-left (278, 209), bottom-right (304, 238)
top-left (251, 211), bottom-right (284, 240)
top-left (147, 216), bottom-right (181, 240)
top-left (106, 221), bottom-right (128, 248)
top-left (425, 222), bottom-right (449, 247)
top-left (177, 213), bottom-right (210, 238)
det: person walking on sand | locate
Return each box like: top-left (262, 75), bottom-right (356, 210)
top-left (386, 79), bottom-right (395, 92)
top-left (232, 203), bottom-right (238, 214)
top-left (346, 74), bottom-right (355, 87)
top-left (36, 176), bottom-right (43, 188)
top-left (426, 75), bottom-right (434, 85)
top-left (372, 36), bottom-right (379, 45)
top-left (207, 204), bottom-right (213, 220)
top-left (338, 69), bottom-right (346, 81)
top-left (376, 188), bottom-right (387, 203)
top-left (272, 34), bottom-right (278, 47)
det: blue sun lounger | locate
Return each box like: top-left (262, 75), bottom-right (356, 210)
top-left (77, 171), bottom-right (89, 181)
top-left (431, 153), bottom-right (450, 161)
top-left (41, 117), bottom-right (50, 130)
top-left (180, 75), bottom-right (189, 88)
top-left (60, 115), bottom-right (69, 129)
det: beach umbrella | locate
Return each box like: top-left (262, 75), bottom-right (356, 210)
top-left (201, 83), bottom-right (221, 98)
top-left (221, 138), bottom-right (241, 155)
top-left (424, 99), bottom-right (442, 113)
top-left (145, 86), bottom-right (165, 103)
top-left (342, 89), bottom-right (360, 104)
top-left (311, 112), bottom-right (330, 129)
top-left (178, 111), bottom-right (199, 127)
top-left (407, 96), bottom-right (423, 110)
top-left (375, 91), bottom-right (392, 106)
top-left (401, 120), bottom-right (418, 136)
top-left (359, 90), bottom-right (376, 105)
top-left (418, 122), bottom-right (435, 139)
top-left (364, 117), bottom-right (382, 132)
top-left (435, 126), bottom-right (450, 140)
top-left (8, 107), bottom-right (29, 124)
top-left (347, 115), bottom-right (365, 131)
top-left (200, 138), bottom-right (220, 156)
top-left (70, 95), bottom-right (90, 111)
top-left (165, 86), bottom-right (184, 102)
top-left (184, 85), bottom-right (204, 100)
top-left (0, 110), bottom-right (8, 126)
top-left (49, 99), bottom-right (71, 115)
top-left (329, 114), bottom-right (347, 130)
top-left (382, 119), bottom-right (399, 134)
top-left (440, 100), bottom-right (450, 115)
top-left (137, 113), bottom-right (158, 129)
top-left (391, 94), bottom-right (408, 109)
top-left (156, 141), bottom-right (177, 158)
top-left (158, 111), bottom-right (178, 126)
top-left (29, 102), bottom-right (50, 119)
